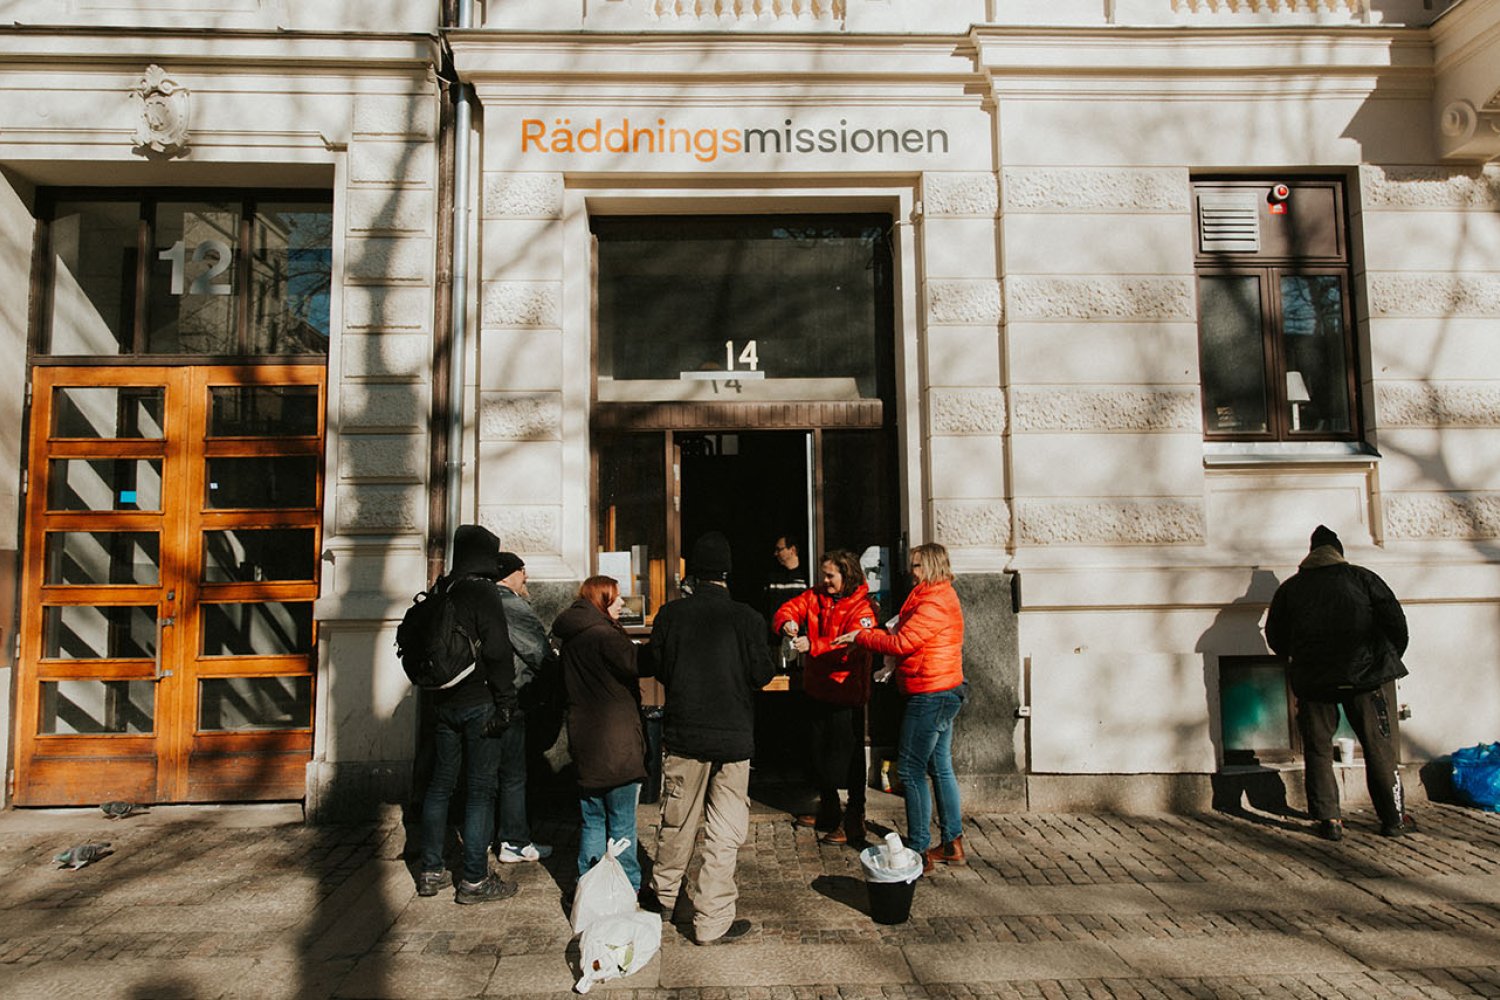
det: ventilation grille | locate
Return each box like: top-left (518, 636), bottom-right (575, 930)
top-left (1198, 195), bottom-right (1260, 253)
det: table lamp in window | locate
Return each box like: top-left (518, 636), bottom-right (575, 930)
top-left (1286, 370), bottom-right (1312, 431)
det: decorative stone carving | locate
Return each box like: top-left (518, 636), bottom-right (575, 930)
top-left (1171, 0), bottom-right (1361, 12)
top-left (924, 173), bottom-right (1000, 218)
top-left (484, 173), bottom-right (565, 219)
top-left (647, 0), bottom-right (844, 24)
top-left (1002, 168), bottom-right (1188, 214)
top-left (481, 505), bottom-right (560, 553)
top-left (1367, 275), bottom-right (1500, 318)
top-left (1017, 499), bottom-right (1205, 545)
top-left (1013, 387), bottom-right (1199, 432)
top-left (930, 388), bottom-right (1007, 435)
top-left (1376, 383), bottom-right (1500, 428)
top-left (934, 500), bottom-right (1011, 548)
top-left (131, 65), bottom-right (189, 158)
top-left (479, 392), bottom-right (563, 441)
top-left (927, 280), bottom-right (1003, 325)
top-left (1384, 493), bottom-right (1500, 540)
top-left (1360, 165), bottom-right (1500, 211)
top-left (1007, 277), bottom-right (1194, 321)
top-left (482, 281), bottom-right (562, 328)
top-left (336, 484), bottom-right (421, 533)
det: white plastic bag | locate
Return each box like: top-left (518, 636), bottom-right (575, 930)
top-left (574, 910), bottom-right (662, 994)
top-left (570, 837), bottom-right (638, 935)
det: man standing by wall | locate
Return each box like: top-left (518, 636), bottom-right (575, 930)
top-left (1265, 525), bottom-right (1412, 842)
top-left (493, 551), bottom-right (555, 865)
top-left (644, 531), bottom-right (775, 945)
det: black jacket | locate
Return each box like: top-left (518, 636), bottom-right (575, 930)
top-left (1265, 546), bottom-right (1409, 700)
top-left (433, 546), bottom-right (516, 713)
top-left (646, 583), bottom-right (775, 762)
top-left (553, 599), bottom-right (646, 791)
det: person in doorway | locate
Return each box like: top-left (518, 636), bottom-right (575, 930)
top-left (772, 548), bottom-right (877, 846)
top-left (763, 533), bottom-right (807, 627)
top-left (1264, 525), bottom-right (1412, 841)
top-left (417, 524), bottom-right (520, 905)
top-left (835, 542), bottom-right (966, 874)
top-left (491, 551), bottom-right (555, 865)
top-left (553, 575), bottom-right (648, 890)
top-left (642, 531), bottom-right (775, 945)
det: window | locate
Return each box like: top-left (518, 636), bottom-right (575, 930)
top-left (39, 190), bottom-right (333, 358)
top-left (1219, 655), bottom-right (1359, 766)
top-left (1193, 180), bottom-right (1358, 441)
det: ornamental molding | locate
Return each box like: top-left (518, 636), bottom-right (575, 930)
top-left (131, 64), bottom-right (189, 158)
top-left (1017, 499), bottom-right (1206, 546)
top-left (1007, 276), bottom-right (1195, 322)
top-left (1171, 0), bottom-right (1363, 13)
top-left (1002, 168), bottom-right (1189, 214)
top-left (645, 0), bottom-right (843, 24)
top-left (1012, 387), bottom-right (1199, 432)
top-left (1384, 493), bottom-right (1500, 540)
top-left (1375, 383), bottom-right (1500, 429)
top-left (1360, 165), bottom-right (1500, 210)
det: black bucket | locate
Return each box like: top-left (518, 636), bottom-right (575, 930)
top-left (866, 875), bottom-right (917, 924)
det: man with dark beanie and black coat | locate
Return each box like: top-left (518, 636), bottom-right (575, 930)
top-left (1265, 525), bottom-right (1412, 842)
top-left (416, 524), bottom-right (520, 904)
top-left (642, 530), bottom-right (775, 945)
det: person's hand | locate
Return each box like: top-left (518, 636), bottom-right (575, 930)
top-left (873, 661), bottom-right (896, 684)
top-left (782, 621), bottom-right (799, 637)
top-left (791, 636), bottom-right (810, 653)
top-left (832, 630), bottom-right (859, 647)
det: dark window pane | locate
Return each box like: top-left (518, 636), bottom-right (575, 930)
top-left (45, 200), bottom-right (140, 355)
top-left (251, 204), bottom-right (332, 355)
top-left (1220, 660), bottom-right (1291, 755)
top-left (205, 456), bottom-right (317, 509)
top-left (208, 386), bottom-right (319, 437)
top-left (147, 201), bottom-right (240, 354)
top-left (48, 459), bottom-right (163, 511)
top-left (40, 680), bottom-right (154, 734)
top-left (45, 532), bottom-right (160, 585)
top-left (201, 602), bottom-right (314, 656)
top-left (596, 433), bottom-right (667, 619)
top-left (52, 387), bottom-right (165, 438)
top-left (198, 676), bottom-right (312, 731)
top-left (1198, 276), bottom-right (1268, 434)
top-left (822, 429), bottom-right (898, 619)
top-left (42, 605), bottom-right (156, 659)
top-left (1281, 276), bottom-right (1351, 434)
top-left (203, 528), bottom-right (316, 583)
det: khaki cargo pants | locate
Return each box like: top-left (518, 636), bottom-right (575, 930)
top-left (650, 753), bottom-right (750, 942)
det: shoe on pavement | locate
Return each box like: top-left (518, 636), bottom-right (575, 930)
top-left (455, 873), bottom-right (518, 904)
top-left (1379, 820), bottom-right (1408, 838)
top-left (1318, 819), bottom-right (1344, 842)
top-left (497, 841), bottom-right (553, 863)
top-left (416, 869), bottom-right (451, 897)
top-left (639, 887), bottom-right (693, 924)
top-left (694, 918), bottom-right (751, 946)
top-left (924, 835), bottom-right (967, 867)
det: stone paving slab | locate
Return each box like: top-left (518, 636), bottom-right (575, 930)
top-left (911, 881), bottom-right (1167, 917)
top-left (1143, 877), bottom-right (1389, 913)
top-left (1352, 873), bottom-right (1500, 907)
top-left (657, 942), bottom-right (914, 988)
top-left (1319, 928), bottom-right (1500, 970)
top-left (339, 952), bottom-right (498, 999)
top-left (1108, 930), bottom-right (1371, 977)
top-left (484, 950), bottom-right (661, 994)
top-left (903, 941), bottom-right (1137, 982)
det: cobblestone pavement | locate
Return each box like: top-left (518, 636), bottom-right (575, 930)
top-left (0, 794), bottom-right (1497, 999)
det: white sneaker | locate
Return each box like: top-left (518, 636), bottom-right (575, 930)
top-left (497, 841), bottom-right (553, 863)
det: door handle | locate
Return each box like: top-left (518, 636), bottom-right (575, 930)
top-left (153, 613), bottom-right (175, 681)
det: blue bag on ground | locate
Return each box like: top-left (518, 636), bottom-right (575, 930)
top-left (1450, 743), bottom-right (1500, 812)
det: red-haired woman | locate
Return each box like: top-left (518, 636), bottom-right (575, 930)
top-left (773, 548), bottom-right (877, 846)
top-left (552, 575), bottom-right (646, 889)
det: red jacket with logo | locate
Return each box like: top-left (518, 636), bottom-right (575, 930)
top-left (772, 583), bottom-right (877, 707)
top-left (854, 580), bottom-right (964, 696)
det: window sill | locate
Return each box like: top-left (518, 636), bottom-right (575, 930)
top-left (1203, 441), bottom-right (1379, 467)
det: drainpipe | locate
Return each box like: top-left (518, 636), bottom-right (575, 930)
top-left (439, 0), bottom-right (474, 572)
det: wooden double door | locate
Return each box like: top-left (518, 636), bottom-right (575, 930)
top-left (13, 365), bottom-right (324, 805)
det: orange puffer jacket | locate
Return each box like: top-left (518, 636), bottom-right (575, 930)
top-left (854, 580), bottom-right (964, 696)
top-left (772, 583), bottom-right (878, 707)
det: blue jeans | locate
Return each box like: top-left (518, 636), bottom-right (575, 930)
top-left (579, 782), bottom-right (642, 891)
top-left (420, 700), bottom-right (504, 885)
top-left (897, 683), bottom-right (967, 853)
top-left (495, 709), bottom-right (529, 846)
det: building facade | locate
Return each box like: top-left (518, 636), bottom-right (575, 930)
top-left (2, 0), bottom-right (1498, 817)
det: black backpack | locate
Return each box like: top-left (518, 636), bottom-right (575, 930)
top-left (395, 576), bottom-right (482, 690)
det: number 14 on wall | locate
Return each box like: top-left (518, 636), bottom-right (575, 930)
top-left (725, 340), bottom-right (759, 372)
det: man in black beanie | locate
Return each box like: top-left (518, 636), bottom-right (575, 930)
top-left (1265, 525), bottom-right (1411, 841)
top-left (642, 531), bottom-right (775, 945)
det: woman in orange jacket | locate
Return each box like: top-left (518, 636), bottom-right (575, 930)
top-left (772, 548), bottom-right (877, 846)
top-left (835, 542), bottom-right (966, 872)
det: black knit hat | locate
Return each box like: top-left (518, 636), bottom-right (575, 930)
top-left (1309, 524), bottom-right (1344, 554)
top-left (689, 531), bottom-right (733, 580)
top-left (451, 524), bottom-right (501, 577)
top-left (495, 551), bottom-right (525, 579)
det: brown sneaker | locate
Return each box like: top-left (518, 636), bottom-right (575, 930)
top-left (924, 836), bottom-right (967, 868)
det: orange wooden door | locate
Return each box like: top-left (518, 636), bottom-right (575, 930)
top-left (14, 365), bottom-right (325, 805)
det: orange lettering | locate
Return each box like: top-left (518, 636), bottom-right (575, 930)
top-left (520, 119), bottom-right (546, 152)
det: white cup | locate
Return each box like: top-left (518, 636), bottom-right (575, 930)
top-left (1336, 737), bottom-right (1356, 763)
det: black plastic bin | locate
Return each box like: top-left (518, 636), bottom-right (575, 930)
top-left (866, 876), bottom-right (918, 925)
top-left (640, 707), bottom-right (665, 804)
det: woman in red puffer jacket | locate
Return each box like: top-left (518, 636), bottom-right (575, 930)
top-left (772, 548), bottom-right (877, 847)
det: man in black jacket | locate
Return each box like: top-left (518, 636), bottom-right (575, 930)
top-left (1265, 525), bottom-right (1411, 841)
top-left (644, 531), bottom-right (775, 945)
top-left (416, 524), bottom-right (520, 903)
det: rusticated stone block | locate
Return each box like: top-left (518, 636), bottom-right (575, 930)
top-left (340, 334), bottom-right (430, 380)
top-left (1377, 383), bottom-right (1500, 428)
top-left (350, 140), bottom-right (433, 187)
top-left (1361, 164), bottom-right (1500, 211)
top-left (341, 385), bottom-right (426, 431)
top-left (479, 391), bottom-right (562, 441)
top-left (345, 237), bottom-right (433, 284)
top-left (928, 280), bottom-right (1003, 325)
top-left (1002, 167), bottom-right (1188, 214)
top-left (930, 388), bottom-right (1006, 434)
top-left (336, 484), bottom-right (422, 533)
top-left (1384, 493), bottom-right (1500, 539)
top-left (482, 281), bottom-right (562, 329)
top-left (923, 172), bottom-right (999, 217)
top-left (935, 500), bottom-right (1011, 548)
top-left (1013, 387), bottom-right (1199, 432)
top-left (1007, 277), bottom-right (1194, 321)
top-left (483, 173), bottom-right (565, 219)
top-left (347, 188), bottom-right (434, 235)
top-left (1017, 499), bottom-right (1205, 545)
top-left (343, 286), bottom-right (431, 332)
top-left (354, 94), bottom-right (438, 139)
top-left (1368, 275), bottom-right (1500, 318)
top-left (480, 505), bottom-right (560, 552)
top-left (338, 434), bottom-right (425, 482)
